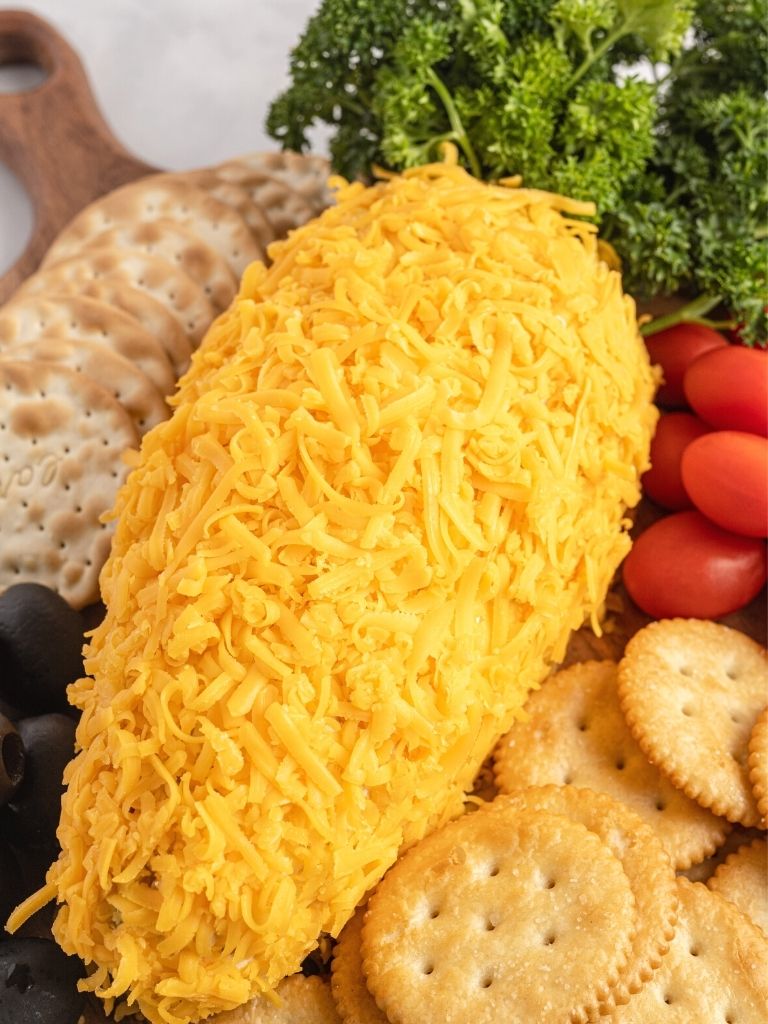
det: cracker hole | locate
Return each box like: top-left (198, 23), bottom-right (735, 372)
top-left (726, 668), bottom-right (739, 681)
top-left (544, 877), bottom-right (556, 890)
top-left (615, 758), bottom-right (625, 771)
top-left (655, 798), bottom-right (667, 812)
top-left (679, 666), bottom-right (693, 677)
top-left (479, 973), bottom-right (493, 990)
top-left (543, 932), bottom-right (556, 946)
top-left (729, 711), bottom-right (743, 724)
top-left (664, 994), bottom-right (673, 1005)
top-left (484, 919), bottom-right (496, 931)
top-left (429, 907), bottom-right (440, 920)
top-left (689, 945), bottom-right (700, 957)
top-left (682, 705), bottom-right (694, 717)
top-left (422, 962), bottom-right (434, 976)
top-left (488, 864), bottom-right (500, 878)
top-left (563, 773), bottom-right (573, 784)
top-left (578, 720), bottom-right (588, 732)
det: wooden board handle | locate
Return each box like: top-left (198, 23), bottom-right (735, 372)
top-left (0, 10), bottom-right (157, 303)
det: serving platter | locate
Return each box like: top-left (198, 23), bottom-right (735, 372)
top-left (0, 10), bottom-right (765, 1024)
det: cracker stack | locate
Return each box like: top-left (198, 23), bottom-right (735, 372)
top-left (0, 152), bottom-right (331, 608)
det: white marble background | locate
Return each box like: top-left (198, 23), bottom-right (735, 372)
top-left (0, 0), bottom-right (323, 274)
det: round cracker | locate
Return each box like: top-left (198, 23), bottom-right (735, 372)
top-left (493, 660), bottom-right (730, 869)
top-left (18, 250), bottom-right (216, 348)
top-left (707, 838), bottom-right (768, 937)
top-left (608, 878), bottom-right (768, 1022)
top-left (488, 785), bottom-right (678, 1012)
top-left (0, 293), bottom-right (175, 397)
top-left (748, 706), bottom-right (768, 828)
top-left (331, 906), bottom-right (388, 1024)
top-left (182, 169), bottom-right (281, 252)
top-left (0, 359), bottom-right (137, 608)
top-left (618, 619), bottom-right (768, 827)
top-left (361, 805), bottom-right (637, 1024)
top-left (215, 151), bottom-right (334, 214)
top-left (76, 218), bottom-right (238, 311)
top-left (62, 278), bottom-right (192, 378)
top-left (5, 337), bottom-right (168, 437)
top-left (42, 174), bottom-right (263, 277)
top-left (210, 975), bottom-right (342, 1023)
top-left (190, 166), bottom-right (320, 241)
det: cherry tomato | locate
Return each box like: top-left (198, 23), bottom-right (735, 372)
top-left (683, 346), bottom-right (768, 436)
top-left (641, 412), bottom-right (711, 510)
top-left (644, 324), bottom-right (728, 408)
top-left (680, 431), bottom-right (768, 538)
top-left (623, 510), bottom-right (767, 619)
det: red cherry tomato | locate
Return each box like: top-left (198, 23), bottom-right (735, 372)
top-left (644, 324), bottom-right (728, 408)
top-left (680, 431), bottom-right (768, 537)
top-left (623, 511), bottom-right (767, 619)
top-left (683, 345), bottom-right (768, 436)
top-left (642, 412), bottom-right (711, 510)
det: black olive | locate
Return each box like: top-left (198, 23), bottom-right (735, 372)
top-left (0, 715), bottom-right (75, 855)
top-left (0, 938), bottom-right (84, 1024)
top-left (0, 840), bottom-right (24, 933)
top-left (0, 717), bottom-right (24, 809)
top-left (0, 584), bottom-right (85, 715)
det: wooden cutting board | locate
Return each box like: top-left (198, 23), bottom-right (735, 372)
top-left (0, 8), bottom-right (157, 304)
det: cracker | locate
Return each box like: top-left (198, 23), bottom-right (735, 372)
top-left (748, 706), bottom-right (768, 828)
top-left (681, 825), bottom-right (765, 884)
top-left (210, 975), bottom-right (342, 1023)
top-left (618, 619), bottom-right (768, 827)
top-left (62, 278), bottom-right (192, 378)
top-left (215, 151), bottom-right (334, 215)
top-left (182, 169), bottom-right (281, 252)
top-left (494, 660), bottom-right (730, 868)
top-left (361, 805), bottom-right (637, 1024)
top-left (0, 293), bottom-right (175, 397)
top-left (489, 785), bottom-right (679, 1011)
top-left (76, 218), bottom-right (238, 311)
top-left (331, 906), bottom-right (388, 1024)
top-left (5, 337), bottom-right (167, 437)
top-left (201, 168), bottom-right (320, 240)
top-left (0, 359), bottom-right (137, 608)
top-left (707, 838), bottom-right (768, 936)
top-left (608, 878), bottom-right (768, 1022)
top-left (42, 174), bottom-right (263, 277)
top-left (18, 250), bottom-right (216, 348)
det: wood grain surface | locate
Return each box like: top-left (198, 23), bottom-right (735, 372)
top-left (0, 9), bottom-right (156, 304)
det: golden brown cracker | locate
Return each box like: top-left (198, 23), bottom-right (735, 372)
top-left (210, 975), bottom-right (342, 1023)
top-left (708, 838), bottom-right (768, 936)
top-left (331, 906), bottom-right (389, 1024)
top-left (748, 706), bottom-right (768, 829)
top-left (0, 359), bottom-right (138, 608)
top-left (78, 219), bottom-right (237, 311)
top-left (488, 785), bottom-right (678, 1010)
top-left (215, 151), bottom-right (334, 215)
top-left (608, 877), bottom-right (768, 1022)
top-left (6, 337), bottom-right (167, 437)
top-left (18, 250), bottom-right (216, 348)
top-left (43, 174), bottom-right (263, 277)
top-left (362, 805), bottom-right (637, 1024)
top-left (618, 619), bottom-right (768, 827)
top-left (494, 660), bottom-right (730, 868)
top-left (0, 293), bottom-right (175, 397)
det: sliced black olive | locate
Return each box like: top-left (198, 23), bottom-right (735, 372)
top-left (0, 716), bottom-right (24, 808)
top-left (0, 715), bottom-right (75, 854)
top-left (0, 938), bottom-right (84, 1024)
top-left (0, 584), bottom-right (85, 715)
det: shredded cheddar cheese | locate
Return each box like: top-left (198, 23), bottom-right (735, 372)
top-left (11, 161), bottom-right (657, 1023)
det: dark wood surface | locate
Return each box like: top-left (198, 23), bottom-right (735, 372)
top-left (0, 9), bottom-right (156, 304)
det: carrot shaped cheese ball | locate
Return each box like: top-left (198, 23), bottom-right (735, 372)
top-left (14, 161), bottom-right (657, 1023)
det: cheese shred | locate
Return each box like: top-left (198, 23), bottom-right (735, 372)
top-left (14, 162), bottom-right (656, 1023)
